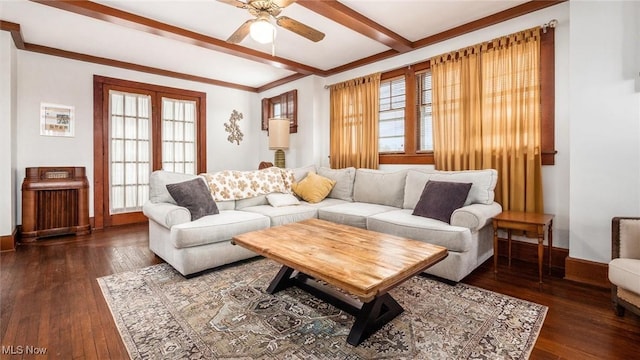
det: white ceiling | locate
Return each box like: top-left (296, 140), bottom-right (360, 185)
top-left (0, 0), bottom-right (533, 90)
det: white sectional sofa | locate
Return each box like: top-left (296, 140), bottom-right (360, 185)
top-left (142, 165), bottom-right (502, 282)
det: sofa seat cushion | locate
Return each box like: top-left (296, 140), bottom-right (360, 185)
top-left (170, 210), bottom-right (269, 249)
top-left (609, 258), bottom-right (640, 294)
top-left (318, 203), bottom-right (398, 229)
top-left (367, 209), bottom-right (472, 252)
top-left (241, 205), bottom-right (318, 226)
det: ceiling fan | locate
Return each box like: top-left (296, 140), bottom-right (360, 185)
top-left (218, 0), bottom-right (325, 44)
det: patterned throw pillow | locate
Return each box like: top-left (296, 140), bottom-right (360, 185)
top-left (280, 168), bottom-right (296, 193)
top-left (200, 167), bottom-right (288, 202)
top-left (291, 172), bottom-right (336, 203)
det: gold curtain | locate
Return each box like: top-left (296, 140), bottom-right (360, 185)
top-left (431, 28), bottom-right (543, 213)
top-left (431, 46), bottom-right (482, 170)
top-left (329, 73), bottom-right (381, 169)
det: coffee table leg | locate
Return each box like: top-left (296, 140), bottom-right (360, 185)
top-left (266, 265), bottom-right (295, 294)
top-left (347, 293), bottom-right (404, 346)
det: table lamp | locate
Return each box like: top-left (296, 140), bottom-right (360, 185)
top-left (268, 118), bottom-right (289, 168)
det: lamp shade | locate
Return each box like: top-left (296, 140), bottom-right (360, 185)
top-left (268, 118), bottom-right (290, 149)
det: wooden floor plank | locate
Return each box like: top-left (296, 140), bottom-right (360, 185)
top-left (1, 222), bottom-right (639, 359)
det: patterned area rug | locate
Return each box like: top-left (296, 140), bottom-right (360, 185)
top-left (97, 258), bottom-right (547, 359)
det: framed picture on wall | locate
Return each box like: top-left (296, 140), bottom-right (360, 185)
top-left (40, 103), bottom-right (75, 137)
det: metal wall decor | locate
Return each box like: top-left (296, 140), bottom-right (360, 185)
top-left (224, 110), bottom-right (244, 145)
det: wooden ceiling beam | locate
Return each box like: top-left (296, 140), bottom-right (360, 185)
top-left (25, 42), bottom-right (258, 92)
top-left (29, 0), bottom-right (324, 76)
top-left (0, 20), bottom-right (25, 49)
top-left (412, 0), bottom-right (566, 48)
top-left (297, 0), bottom-right (412, 52)
top-left (0, 20), bottom-right (258, 92)
top-left (324, 0), bottom-right (567, 76)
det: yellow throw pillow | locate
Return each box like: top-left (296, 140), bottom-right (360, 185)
top-left (291, 171), bottom-right (336, 203)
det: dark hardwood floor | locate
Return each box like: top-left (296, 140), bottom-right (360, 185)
top-left (1, 223), bottom-right (639, 359)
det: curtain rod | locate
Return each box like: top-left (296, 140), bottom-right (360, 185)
top-left (324, 19), bottom-right (558, 90)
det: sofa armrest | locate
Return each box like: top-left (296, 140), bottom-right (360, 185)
top-left (451, 202), bottom-right (503, 232)
top-left (142, 201), bottom-right (191, 229)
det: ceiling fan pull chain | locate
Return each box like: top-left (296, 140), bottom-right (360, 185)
top-left (271, 27), bottom-right (276, 57)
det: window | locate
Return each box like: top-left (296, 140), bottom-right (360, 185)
top-left (261, 89), bottom-right (297, 133)
top-left (109, 91), bottom-right (151, 214)
top-left (379, 77), bottom-right (405, 152)
top-left (378, 63), bottom-right (433, 164)
top-left (161, 98), bottom-right (197, 174)
top-left (378, 28), bottom-right (555, 165)
top-left (94, 76), bottom-right (206, 229)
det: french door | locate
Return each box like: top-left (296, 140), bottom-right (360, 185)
top-left (93, 76), bottom-right (206, 229)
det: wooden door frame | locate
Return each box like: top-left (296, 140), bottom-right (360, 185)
top-left (93, 75), bottom-right (207, 230)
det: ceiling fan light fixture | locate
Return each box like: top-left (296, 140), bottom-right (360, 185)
top-left (250, 18), bottom-right (276, 44)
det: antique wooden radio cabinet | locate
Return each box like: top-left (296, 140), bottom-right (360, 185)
top-left (21, 166), bottom-right (91, 240)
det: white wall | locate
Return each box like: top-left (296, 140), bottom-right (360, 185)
top-left (255, 75), bottom-right (328, 168)
top-left (568, 1), bottom-right (640, 263)
top-left (15, 51), bottom-right (257, 221)
top-left (0, 31), bottom-right (18, 236)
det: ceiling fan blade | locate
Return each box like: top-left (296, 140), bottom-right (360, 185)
top-left (272, 0), bottom-right (296, 8)
top-left (227, 19), bottom-right (254, 43)
top-left (216, 0), bottom-right (248, 9)
top-left (276, 16), bottom-right (325, 42)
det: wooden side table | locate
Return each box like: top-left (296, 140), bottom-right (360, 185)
top-left (492, 211), bottom-right (554, 283)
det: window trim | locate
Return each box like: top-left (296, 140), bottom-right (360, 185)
top-left (378, 28), bottom-right (556, 166)
top-left (261, 89), bottom-right (298, 133)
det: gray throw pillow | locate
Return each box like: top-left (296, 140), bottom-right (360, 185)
top-left (166, 177), bottom-right (219, 221)
top-left (412, 180), bottom-right (472, 223)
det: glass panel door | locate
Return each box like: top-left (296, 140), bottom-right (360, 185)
top-left (161, 98), bottom-right (197, 175)
top-left (94, 76), bottom-right (206, 229)
top-left (109, 90), bottom-right (151, 214)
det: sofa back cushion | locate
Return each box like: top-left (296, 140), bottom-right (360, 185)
top-left (235, 195), bottom-right (269, 210)
top-left (353, 169), bottom-right (407, 208)
top-left (216, 200), bottom-right (236, 211)
top-left (317, 167), bottom-right (356, 201)
top-left (403, 169), bottom-right (498, 209)
top-left (291, 164), bottom-right (316, 182)
top-left (149, 170), bottom-right (198, 204)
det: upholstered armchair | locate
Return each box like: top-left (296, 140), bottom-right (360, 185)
top-left (608, 217), bottom-right (640, 317)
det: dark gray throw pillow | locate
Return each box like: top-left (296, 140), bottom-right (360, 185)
top-left (412, 180), bottom-right (472, 223)
top-left (166, 177), bottom-right (219, 221)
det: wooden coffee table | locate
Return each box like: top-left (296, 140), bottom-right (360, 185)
top-left (231, 218), bottom-right (448, 346)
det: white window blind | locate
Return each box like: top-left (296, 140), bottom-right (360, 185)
top-left (417, 71), bottom-right (433, 151)
top-left (379, 77), bottom-right (406, 152)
